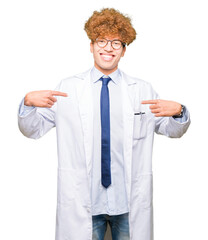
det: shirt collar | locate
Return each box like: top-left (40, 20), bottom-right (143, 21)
top-left (91, 67), bottom-right (121, 84)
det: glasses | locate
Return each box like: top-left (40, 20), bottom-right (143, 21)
top-left (95, 38), bottom-right (126, 50)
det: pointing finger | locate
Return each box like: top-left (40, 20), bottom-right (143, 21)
top-left (51, 91), bottom-right (68, 97)
top-left (141, 100), bottom-right (158, 105)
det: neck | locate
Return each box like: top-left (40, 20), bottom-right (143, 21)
top-left (94, 64), bottom-right (118, 75)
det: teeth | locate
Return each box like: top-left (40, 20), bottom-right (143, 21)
top-left (101, 54), bottom-right (113, 60)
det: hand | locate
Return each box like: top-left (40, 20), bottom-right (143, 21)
top-left (141, 99), bottom-right (182, 117)
top-left (24, 90), bottom-right (68, 108)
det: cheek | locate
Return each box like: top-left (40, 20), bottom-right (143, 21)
top-left (92, 46), bottom-right (100, 56)
top-left (114, 53), bottom-right (123, 62)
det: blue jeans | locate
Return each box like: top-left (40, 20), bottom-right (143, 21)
top-left (92, 213), bottom-right (130, 240)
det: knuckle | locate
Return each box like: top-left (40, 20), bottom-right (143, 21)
top-left (47, 90), bottom-right (53, 96)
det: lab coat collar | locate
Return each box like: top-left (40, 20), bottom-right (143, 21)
top-left (90, 67), bottom-right (121, 85)
top-left (75, 67), bottom-right (137, 86)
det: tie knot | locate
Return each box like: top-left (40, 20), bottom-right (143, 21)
top-left (101, 77), bottom-right (111, 86)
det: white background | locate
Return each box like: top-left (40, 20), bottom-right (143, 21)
top-left (0, 0), bottom-right (207, 239)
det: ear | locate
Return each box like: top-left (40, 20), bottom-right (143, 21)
top-left (90, 42), bottom-right (94, 53)
top-left (121, 46), bottom-right (126, 57)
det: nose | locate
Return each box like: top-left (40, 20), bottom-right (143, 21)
top-left (104, 41), bottom-right (113, 51)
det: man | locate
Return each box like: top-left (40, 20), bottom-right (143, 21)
top-left (18, 8), bottom-right (190, 240)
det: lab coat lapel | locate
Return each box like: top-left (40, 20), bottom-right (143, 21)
top-left (75, 69), bottom-right (93, 182)
top-left (120, 72), bottom-right (136, 205)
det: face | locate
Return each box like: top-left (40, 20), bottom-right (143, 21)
top-left (90, 36), bottom-right (126, 75)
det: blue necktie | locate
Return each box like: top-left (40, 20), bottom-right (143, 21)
top-left (100, 76), bottom-right (111, 188)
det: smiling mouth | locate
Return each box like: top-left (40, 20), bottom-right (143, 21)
top-left (100, 53), bottom-right (115, 61)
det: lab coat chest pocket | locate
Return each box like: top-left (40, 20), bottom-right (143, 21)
top-left (133, 113), bottom-right (147, 139)
top-left (57, 168), bottom-right (77, 205)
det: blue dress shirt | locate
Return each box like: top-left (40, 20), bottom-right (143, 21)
top-left (90, 67), bottom-right (129, 216)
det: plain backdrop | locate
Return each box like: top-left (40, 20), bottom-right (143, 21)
top-left (0, 0), bottom-right (207, 239)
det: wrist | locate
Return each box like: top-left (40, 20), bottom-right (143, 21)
top-left (24, 93), bottom-right (33, 106)
top-left (173, 104), bottom-right (184, 118)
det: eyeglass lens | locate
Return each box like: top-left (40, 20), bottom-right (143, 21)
top-left (96, 39), bottom-right (123, 49)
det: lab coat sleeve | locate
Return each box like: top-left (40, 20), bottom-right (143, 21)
top-left (155, 110), bottom-right (190, 138)
top-left (18, 102), bottom-right (56, 139)
top-left (18, 82), bottom-right (61, 139)
top-left (19, 98), bottom-right (35, 116)
top-left (152, 89), bottom-right (191, 138)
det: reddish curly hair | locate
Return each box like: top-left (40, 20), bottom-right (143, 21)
top-left (84, 8), bottom-right (136, 46)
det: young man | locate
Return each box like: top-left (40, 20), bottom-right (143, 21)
top-left (18, 8), bottom-right (190, 240)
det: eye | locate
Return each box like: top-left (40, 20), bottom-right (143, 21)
top-left (98, 39), bottom-right (106, 44)
top-left (113, 41), bottom-right (120, 45)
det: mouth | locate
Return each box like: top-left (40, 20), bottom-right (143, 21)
top-left (100, 53), bottom-right (115, 61)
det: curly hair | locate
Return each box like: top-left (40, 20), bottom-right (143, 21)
top-left (84, 8), bottom-right (136, 46)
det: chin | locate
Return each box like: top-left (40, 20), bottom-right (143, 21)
top-left (100, 63), bottom-right (116, 71)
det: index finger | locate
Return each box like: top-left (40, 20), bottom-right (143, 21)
top-left (141, 100), bottom-right (158, 104)
top-left (51, 91), bottom-right (68, 97)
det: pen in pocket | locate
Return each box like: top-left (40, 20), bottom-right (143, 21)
top-left (134, 112), bottom-right (145, 115)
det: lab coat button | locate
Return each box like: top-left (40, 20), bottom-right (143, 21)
top-left (86, 207), bottom-right (91, 213)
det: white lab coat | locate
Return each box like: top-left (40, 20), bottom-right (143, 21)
top-left (18, 68), bottom-right (190, 240)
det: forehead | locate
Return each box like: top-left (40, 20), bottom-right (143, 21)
top-left (98, 35), bottom-right (122, 40)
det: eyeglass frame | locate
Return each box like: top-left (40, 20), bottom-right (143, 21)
top-left (95, 38), bottom-right (126, 50)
